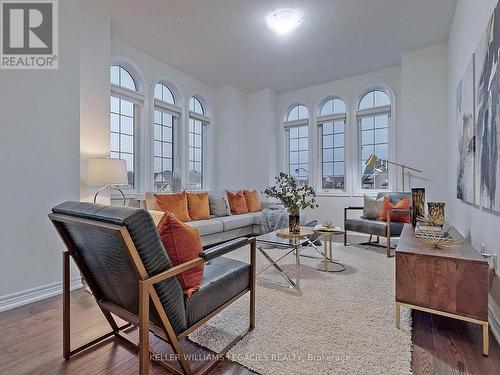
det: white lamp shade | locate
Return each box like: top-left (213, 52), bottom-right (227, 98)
top-left (88, 158), bottom-right (128, 186)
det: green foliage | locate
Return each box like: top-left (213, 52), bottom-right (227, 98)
top-left (263, 172), bottom-right (319, 214)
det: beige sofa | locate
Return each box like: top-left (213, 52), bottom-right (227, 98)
top-left (145, 192), bottom-right (275, 246)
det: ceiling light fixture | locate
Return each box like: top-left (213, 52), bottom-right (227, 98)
top-left (266, 9), bottom-right (303, 36)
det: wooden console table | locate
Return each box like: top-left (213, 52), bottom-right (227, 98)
top-left (395, 224), bottom-right (490, 355)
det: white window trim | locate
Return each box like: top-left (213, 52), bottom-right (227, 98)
top-left (317, 116), bottom-right (347, 194)
top-left (154, 100), bottom-right (182, 117)
top-left (152, 105), bottom-right (178, 192)
top-left (355, 104), bottom-right (393, 195)
top-left (189, 110), bottom-right (210, 124)
top-left (111, 84), bottom-right (145, 105)
top-left (187, 114), bottom-right (210, 191)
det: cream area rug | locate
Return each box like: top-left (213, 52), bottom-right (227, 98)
top-left (189, 242), bottom-right (412, 375)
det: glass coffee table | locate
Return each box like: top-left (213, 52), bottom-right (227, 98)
top-left (255, 227), bottom-right (316, 290)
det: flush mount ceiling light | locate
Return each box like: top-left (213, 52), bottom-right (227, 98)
top-left (266, 9), bottom-right (303, 35)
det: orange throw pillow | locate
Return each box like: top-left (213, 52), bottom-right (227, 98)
top-left (156, 214), bottom-right (204, 296)
top-left (154, 192), bottom-right (191, 222)
top-left (243, 190), bottom-right (262, 212)
top-left (187, 192), bottom-right (210, 221)
top-left (379, 196), bottom-right (411, 222)
top-left (227, 190), bottom-right (249, 214)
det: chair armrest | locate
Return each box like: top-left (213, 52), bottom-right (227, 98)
top-left (346, 207), bottom-right (364, 210)
top-left (200, 237), bottom-right (250, 261)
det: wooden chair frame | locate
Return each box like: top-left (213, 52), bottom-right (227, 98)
top-left (49, 212), bottom-right (256, 375)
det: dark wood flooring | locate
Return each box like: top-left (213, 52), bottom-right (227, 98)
top-left (1, 288), bottom-right (500, 374)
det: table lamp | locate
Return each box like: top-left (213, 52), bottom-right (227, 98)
top-left (365, 154), bottom-right (422, 191)
top-left (88, 158), bottom-right (128, 205)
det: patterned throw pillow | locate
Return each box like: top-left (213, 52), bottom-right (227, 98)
top-left (208, 192), bottom-right (231, 217)
top-left (362, 194), bottom-right (384, 220)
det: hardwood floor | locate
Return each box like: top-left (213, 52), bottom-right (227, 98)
top-left (1, 288), bottom-right (500, 374)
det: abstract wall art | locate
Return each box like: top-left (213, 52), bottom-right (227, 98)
top-left (476, 3), bottom-right (500, 212)
top-left (456, 56), bottom-right (476, 204)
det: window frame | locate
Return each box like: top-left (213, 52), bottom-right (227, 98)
top-left (317, 97), bottom-right (347, 193)
top-left (188, 96), bottom-right (210, 191)
top-left (109, 64), bottom-right (144, 193)
top-left (284, 104), bottom-right (310, 185)
top-left (355, 89), bottom-right (393, 194)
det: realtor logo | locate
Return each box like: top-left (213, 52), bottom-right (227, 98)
top-left (1, 0), bottom-right (58, 69)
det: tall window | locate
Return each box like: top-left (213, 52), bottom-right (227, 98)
top-left (153, 83), bottom-right (180, 190)
top-left (318, 98), bottom-right (346, 190)
top-left (357, 90), bottom-right (391, 190)
top-left (285, 104), bottom-right (309, 185)
top-left (188, 96), bottom-right (209, 190)
top-left (110, 65), bottom-right (140, 188)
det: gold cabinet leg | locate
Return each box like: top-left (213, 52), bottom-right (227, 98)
top-left (483, 322), bottom-right (489, 356)
top-left (395, 303), bottom-right (401, 329)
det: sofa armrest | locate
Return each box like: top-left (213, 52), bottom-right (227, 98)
top-left (200, 237), bottom-right (250, 261)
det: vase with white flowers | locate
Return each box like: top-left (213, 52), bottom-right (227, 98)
top-left (264, 172), bottom-right (319, 233)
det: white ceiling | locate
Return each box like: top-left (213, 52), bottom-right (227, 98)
top-left (86, 0), bottom-right (457, 93)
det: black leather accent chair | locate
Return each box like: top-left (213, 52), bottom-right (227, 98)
top-left (344, 192), bottom-right (412, 257)
top-left (49, 201), bottom-right (256, 375)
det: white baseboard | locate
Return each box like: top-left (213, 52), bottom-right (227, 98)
top-left (0, 278), bottom-right (83, 312)
top-left (490, 302), bottom-right (500, 346)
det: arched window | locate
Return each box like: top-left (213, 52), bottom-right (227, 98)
top-left (318, 98), bottom-right (346, 190)
top-left (357, 90), bottom-right (391, 190)
top-left (188, 96), bottom-right (210, 190)
top-left (153, 83), bottom-right (180, 190)
top-left (110, 64), bottom-right (143, 188)
top-left (284, 104), bottom-right (309, 185)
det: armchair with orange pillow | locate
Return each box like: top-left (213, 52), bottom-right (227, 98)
top-left (344, 192), bottom-right (412, 257)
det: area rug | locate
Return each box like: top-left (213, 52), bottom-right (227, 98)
top-left (189, 243), bottom-right (412, 375)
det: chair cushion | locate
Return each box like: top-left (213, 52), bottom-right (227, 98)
top-left (187, 192), bottom-right (210, 221)
top-left (243, 190), bottom-right (262, 212)
top-left (345, 217), bottom-right (405, 237)
top-left (217, 213), bottom-right (255, 231)
top-left (186, 218), bottom-right (224, 236)
top-left (155, 192), bottom-right (191, 222)
top-left (157, 214), bottom-right (204, 297)
top-left (227, 190), bottom-right (249, 214)
top-left (184, 257), bottom-right (250, 326)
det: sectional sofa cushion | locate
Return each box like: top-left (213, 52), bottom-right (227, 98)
top-left (155, 192), bottom-right (191, 222)
top-left (187, 192), bottom-right (210, 221)
top-left (243, 190), bottom-right (262, 212)
top-left (217, 213), bottom-right (255, 231)
top-left (186, 218), bottom-right (224, 236)
top-left (156, 213), bottom-right (204, 296)
top-left (227, 191), bottom-right (249, 214)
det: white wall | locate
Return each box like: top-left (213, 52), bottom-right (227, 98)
top-left (400, 44), bottom-right (449, 203)
top-left (276, 66), bottom-right (402, 224)
top-left (213, 85), bottom-right (248, 190)
top-left (80, 2), bottom-right (111, 202)
top-left (0, 0), bottom-right (81, 303)
top-left (447, 0), bottom-right (500, 339)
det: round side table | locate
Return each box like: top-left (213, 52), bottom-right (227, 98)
top-left (315, 230), bottom-right (345, 272)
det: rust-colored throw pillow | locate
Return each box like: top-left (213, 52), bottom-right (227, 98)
top-left (156, 214), bottom-right (204, 296)
top-left (154, 192), bottom-right (191, 222)
top-left (187, 192), bottom-right (210, 221)
top-left (227, 190), bottom-right (249, 214)
top-left (243, 190), bottom-right (262, 212)
top-left (379, 196), bottom-right (411, 223)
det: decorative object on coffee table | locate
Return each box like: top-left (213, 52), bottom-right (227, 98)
top-left (264, 172), bottom-right (318, 234)
top-left (427, 202), bottom-right (445, 225)
top-left (411, 188), bottom-right (425, 226)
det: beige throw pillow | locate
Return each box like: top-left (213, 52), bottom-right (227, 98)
top-left (362, 194), bottom-right (384, 220)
